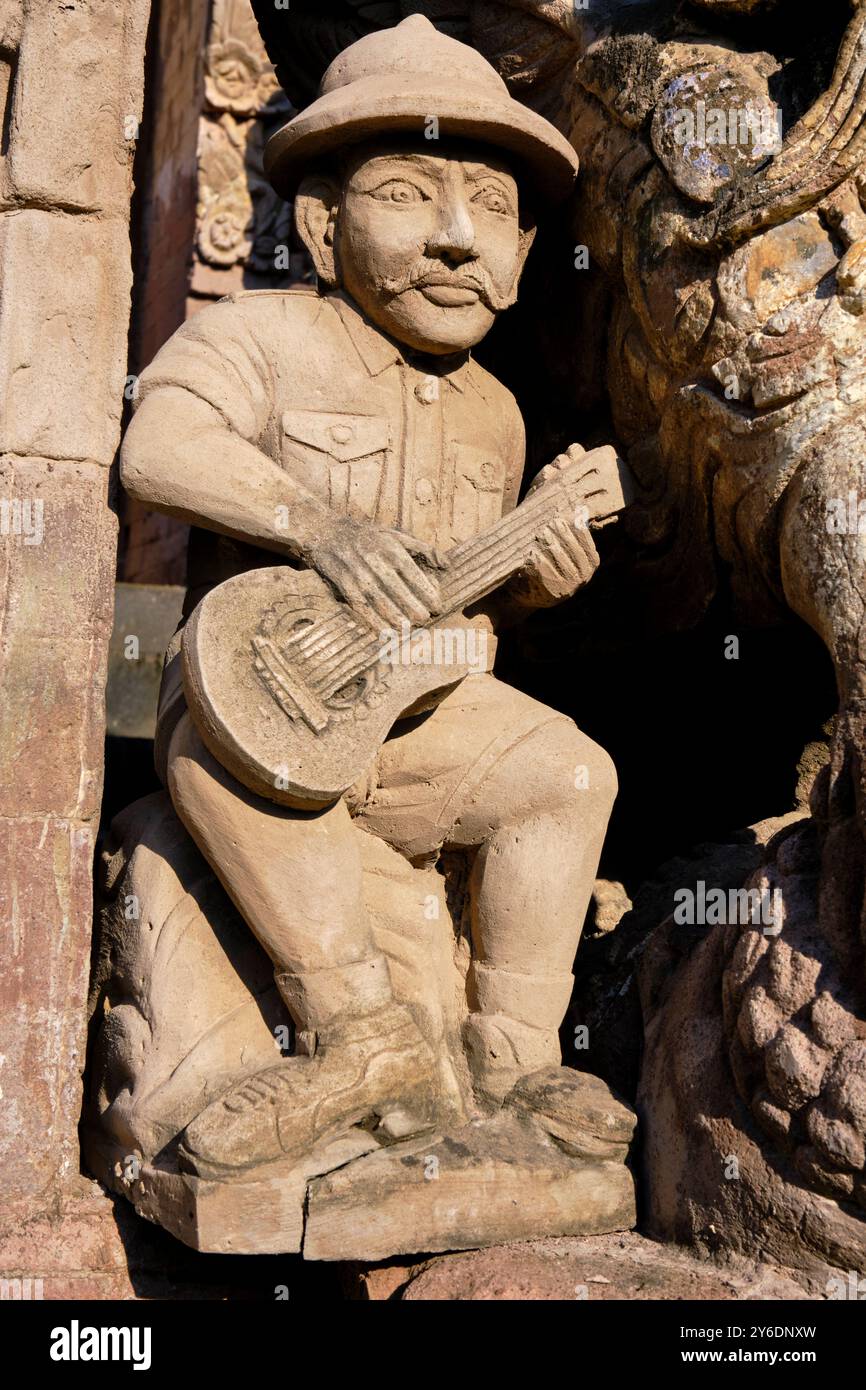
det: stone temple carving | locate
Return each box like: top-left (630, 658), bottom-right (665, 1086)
top-left (539, 0), bottom-right (866, 1271)
top-left (84, 15), bottom-right (637, 1260)
top-left (236, 1), bottom-right (866, 1272)
top-left (194, 0), bottom-right (295, 295)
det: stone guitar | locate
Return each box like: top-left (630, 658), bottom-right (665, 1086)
top-left (181, 445), bottom-right (629, 808)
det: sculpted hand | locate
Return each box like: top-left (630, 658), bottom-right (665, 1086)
top-left (512, 444), bottom-right (601, 608)
top-left (305, 517), bottom-right (442, 629)
top-left (518, 517), bottom-right (600, 606)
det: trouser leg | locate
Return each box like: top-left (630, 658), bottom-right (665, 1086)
top-left (450, 717), bottom-right (617, 1094)
top-left (166, 713), bottom-right (443, 1173)
top-left (167, 713), bottom-right (394, 1040)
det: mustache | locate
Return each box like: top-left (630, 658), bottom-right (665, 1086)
top-left (379, 259), bottom-right (517, 312)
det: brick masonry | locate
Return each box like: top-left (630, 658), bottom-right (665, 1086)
top-left (0, 0), bottom-right (149, 1267)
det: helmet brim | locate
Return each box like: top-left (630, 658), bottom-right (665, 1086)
top-left (264, 76), bottom-right (579, 205)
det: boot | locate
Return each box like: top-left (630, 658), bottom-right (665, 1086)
top-left (178, 955), bottom-right (438, 1178)
top-left (462, 961), bottom-right (574, 1105)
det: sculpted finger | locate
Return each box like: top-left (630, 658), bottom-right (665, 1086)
top-left (380, 542), bottom-right (440, 611)
top-left (320, 555), bottom-right (363, 603)
top-left (574, 522), bottom-right (601, 568)
top-left (390, 549), bottom-right (442, 613)
top-left (543, 532), bottom-right (580, 582)
top-left (526, 461), bottom-right (562, 495)
top-left (533, 526), bottom-right (562, 561)
top-left (390, 530), bottom-right (447, 570)
top-left (366, 553), bottom-right (431, 624)
top-left (311, 549), bottom-right (348, 592)
top-left (352, 561), bottom-right (412, 629)
top-left (537, 523), bottom-right (580, 572)
top-left (366, 586), bottom-right (412, 631)
top-left (553, 517), bottom-right (591, 563)
top-left (569, 517), bottom-right (601, 567)
top-left (555, 518), bottom-right (598, 577)
top-left (332, 568), bottom-right (390, 629)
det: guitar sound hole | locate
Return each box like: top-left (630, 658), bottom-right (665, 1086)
top-left (330, 672), bottom-right (372, 708)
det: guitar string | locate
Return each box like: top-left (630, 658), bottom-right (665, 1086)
top-left (310, 475), bottom-right (601, 696)
top-left (307, 472), bottom-right (610, 696)
top-left (295, 620), bottom-right (367, 666)
top-left (287, 611), bottom-right (347, 654)
top-left (439, 476), bottom-right (608, 607)
top-left (308, 502), bottom-right (552, 693)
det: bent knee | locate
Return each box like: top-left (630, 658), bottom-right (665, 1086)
top-left (537, 719), bottom-right (617, 811)
top-left (492, 718), bottom-right (617, 821)
top-left (165, 713), bottom-right (226, 824)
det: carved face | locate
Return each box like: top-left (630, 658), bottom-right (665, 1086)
top-left (322, 138), bottom-right (534, 355)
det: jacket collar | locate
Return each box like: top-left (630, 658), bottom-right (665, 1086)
top-left (328, 290), bottom-right (471, 392)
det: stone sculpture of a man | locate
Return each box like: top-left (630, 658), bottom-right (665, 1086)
top-left (120, 15), bottom-right (621, 1179)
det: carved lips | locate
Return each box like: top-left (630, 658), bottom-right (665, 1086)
top-left (416, 279), bottom-right (481, 307)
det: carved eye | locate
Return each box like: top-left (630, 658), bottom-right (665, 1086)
top-left (370, 180), bottom-right (427, 205)
top-left (472, 185), bottom-right (511, 215)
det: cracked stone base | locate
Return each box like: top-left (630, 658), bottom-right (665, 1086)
top-left (83, 1113), bottom-right (636, 1261)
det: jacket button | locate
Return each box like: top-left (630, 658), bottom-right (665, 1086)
top-left (329, 424), bottom-right (353, 445)
top-left (414, 376), bottom-right (439, 404)
top-left (414, 478), bottom-right (434, 503)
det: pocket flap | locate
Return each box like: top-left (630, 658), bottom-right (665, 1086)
top-left (282, 410), bottom-right (391, 462)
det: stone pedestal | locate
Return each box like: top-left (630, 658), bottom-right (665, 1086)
top-left (85, 1102), bottom-right (635, 1261)
top-left (84, 792), bottom-right (637, 1259)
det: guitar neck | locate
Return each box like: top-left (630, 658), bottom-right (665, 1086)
top-left (306, 451), bottom-right (624, 701)
top-left (438, 454), bottom-right (620, 615)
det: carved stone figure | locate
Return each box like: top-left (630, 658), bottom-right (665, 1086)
top-left (85, 15), bottom-right (636, 1259)
top-left (256, 2), bottom-right (866, 1268)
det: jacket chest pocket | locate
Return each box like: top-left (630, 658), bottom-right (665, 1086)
top-left (282, 410), bottom-right (391, 519)
top-left (450, 445), bottom-right (506, 542)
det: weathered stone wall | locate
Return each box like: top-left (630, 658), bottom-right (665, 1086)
top-left (119, 0), bottom-right (304, 585)
top-left (120, 0), bottom-right (208, 585)
top-left (0, 0), bottom-right (149, 1230)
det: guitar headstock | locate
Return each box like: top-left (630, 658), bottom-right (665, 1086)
top-left (558, 445), bottom-right (636, 530)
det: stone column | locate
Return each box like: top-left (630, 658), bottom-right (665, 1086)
top-left (0, 0), bottom-right (149, 1228)
top-left (119, 0), bottom-right (303, 586)
top-left (119, 0), bottom-right (209, 585)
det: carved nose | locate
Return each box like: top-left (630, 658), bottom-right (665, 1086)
top-left (427, 199), bottom-right (476, 263)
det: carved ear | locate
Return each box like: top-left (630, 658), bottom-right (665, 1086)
top-left (503, 222), bottom-right (537, 300)
top-left (517, 222), bottom-right (537, 270)
top-left (294, 174), bottom-right (341, 286)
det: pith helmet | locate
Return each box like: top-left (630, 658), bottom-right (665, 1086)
top-left (264, 14), bottom-right (579, 204)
